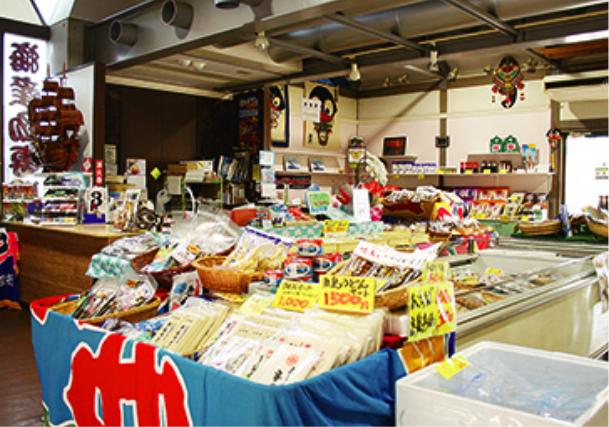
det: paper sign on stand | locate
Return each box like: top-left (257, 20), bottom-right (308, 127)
top-left (273, 280), bottom-right (321, 312)
top-left (318, 275), bottom-right (375, 313)
top-left (307, 191), bottom-right (331, 215)
top-left (352, 189), bottom-right (371, 222)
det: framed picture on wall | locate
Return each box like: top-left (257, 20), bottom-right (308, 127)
top-left (383, 136), bottom-right (407, 156)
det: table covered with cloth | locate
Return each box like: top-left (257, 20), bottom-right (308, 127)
top-left (31, 294), bottom-right (410, 426)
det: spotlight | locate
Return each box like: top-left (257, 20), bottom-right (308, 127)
top-left (383, 76), bottom-right (391, 87)
top-left (215, 0), bottom-right (239, 9)
top-left (193, 62), bottom-right (207, 71)
top-left (447, 68), bottom-right (459, 80)
top-left (161, 0), bottom-right (194, 30)
top-left (397, 74), bottom-right (409, 84)
top-left (254, 31), bottom-right (270, 51)
top-left (428, 49), bottom-right (439, 72)
top-left (483, 65), bottom-right (494, 75)
top-left (348, 63), bottom-right (361, 82)
top-left (109, 20), bottom-right (138, 45)
top-left (178, 58), bottom-right (192, 67)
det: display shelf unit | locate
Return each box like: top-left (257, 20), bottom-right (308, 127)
top-left (40, 185), bottom-right (79, 226)
top-left (273, 150), bottom-right (347, 175)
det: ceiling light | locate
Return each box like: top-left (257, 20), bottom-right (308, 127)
top-left (383, 77), bottom-right (391, 87)
top-left (193, 62), bottom-right (207, 71)
top-left (483, 65), bottom-right (494, 75)
top-left (348, 63), bottom-right (361, 81)
top-left (447, 68), bottom-right (459, 80)
top-left (397, 74), bottom-right (408, 84)
top-left (254, 31), bottom-right (270, 51)
top-left (178, 58), bottom-right (192, 67)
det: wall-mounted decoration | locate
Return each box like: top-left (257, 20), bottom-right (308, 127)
top-left (491, 56), bottom-right (525, 109)
top-left (304, 82), bottom-right (340, 150)
top-left (383, 136), bottom-right (407, 156)
top-left (546, 127), bottom-right (563, 173)
top-left (3, 34), bottom-right (48, 180)
top-left (270, 85), bottom-right (289, 148)
top-left (237, 90), bottom-right (263, 158)
top-left (28, 68), bottom-right (84, 172)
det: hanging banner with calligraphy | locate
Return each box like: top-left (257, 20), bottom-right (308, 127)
top-left (2, 33), bottom-right (48, 182)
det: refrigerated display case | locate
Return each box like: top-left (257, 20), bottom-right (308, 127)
top-left (446, 238), bottom-right (608, 359)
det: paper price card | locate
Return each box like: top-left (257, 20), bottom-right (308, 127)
top-left (240, 293), bottom-right (275, 316)
top-left (408, 282), bottom-right (456, 342)
top-left (435, 355), bottom-right (471, 379)
top-left (318, 275), bottom-right (375, 313)
top-left (324, 219), bottom-right (349, 235)
top-left (307, 191), bottom-right (331, 215)
top-left (423, 261), bottom-right (450, 283)
top-left (272, 280), bottom-right (321, 313)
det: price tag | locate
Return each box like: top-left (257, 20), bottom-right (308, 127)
top-left (213, 292), bottom-right (248, 303)
top-left (417, 174), bottom-right (425, 180)
top-left (408, 282), bottom-right (455, 341)
top-left (521, 215), bottom-right (529, 221)
top-left (272, 280), bottom-right (321, 312)
top-left (324, 219), bottom-right (349, 235)
top-left (484, 268), bottom-right (503, 276)
top-left (318, 275), bottom-right (375, 313)
top-left (307, 191), bottom-right (331, 215)
top-left (240, 293), bottom-right (274, 315)
top-left (465, 170), bottom-right (474, 174)
top-left (499, 169), bottom-right (508, 174)
top-left (435, 355), bottom-right (471, 379)
top-left (483, 169), bottom-right (491, 174)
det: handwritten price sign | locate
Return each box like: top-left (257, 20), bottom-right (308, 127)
top-left (408, 282), bottom-right (455, 342)
top-left (318, 275), bottom-right (375, 313)
top-left (240, 293), bottom-right (275, 315)
top-left (323, 219), bottom-right (349, 235)
top-left (272, 280), bottom-right (321, 312)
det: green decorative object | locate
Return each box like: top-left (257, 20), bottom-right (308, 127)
top-left (490, 136), bottom-right (503, 153)
top-left (503, 135), bottom-right (520, 153)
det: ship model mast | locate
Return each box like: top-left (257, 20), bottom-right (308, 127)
top-left (28, 65), bottom-right (84, 172)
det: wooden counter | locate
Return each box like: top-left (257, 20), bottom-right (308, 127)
top-left (3, 222), bottom-right (132, 303)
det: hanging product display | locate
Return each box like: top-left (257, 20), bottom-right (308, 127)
top-left (27, 67), bottom-right (84, 172)
top-left (491, 56), bottom-right (525, 109)
top-left (546, 127), bottom-right (563, 172)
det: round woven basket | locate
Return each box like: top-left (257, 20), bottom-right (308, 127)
top-left (516, 219), bottom-right (562, 236)
top-left (193, 256), bottom-right (264, 294)
top-left (130, 248), bottom-right (195, 289)
top-left (51, 296), bottom-right (161, 326)
top-left (586, 218), bottom-right (609, 239)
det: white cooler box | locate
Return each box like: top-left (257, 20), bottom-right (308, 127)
top-left (396, 342), bottom-right (608, 426)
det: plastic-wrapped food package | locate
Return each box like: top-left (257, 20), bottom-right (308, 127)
top-left (223, 227), bottom-right (294, 272)
top-left (101, 233), bottom-right (163, 259)
top-left (173, 207), bottom-right (242, 256)
top-left (114, 274), bottom-right (158, 312)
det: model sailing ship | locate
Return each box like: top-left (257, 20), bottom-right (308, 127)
top-left (27, 68), bottom-right (84, 172)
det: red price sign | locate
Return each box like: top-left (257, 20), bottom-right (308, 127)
top-left (272, 280), bottom-right (321, 313)
top-left (318, 275), bottom-right (375, 313)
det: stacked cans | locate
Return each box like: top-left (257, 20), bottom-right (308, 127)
top-left (280, 239), bottom-right (342, 283)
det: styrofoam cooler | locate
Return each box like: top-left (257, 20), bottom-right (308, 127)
top-left (396, 342), bottom-right (608, 426)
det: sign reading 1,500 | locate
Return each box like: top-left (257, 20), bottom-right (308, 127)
top-left (322, 291), bottom-right (370, 311)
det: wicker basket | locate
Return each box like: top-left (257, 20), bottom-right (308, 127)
top-left (586, 218), bottom-right (609, 239)
top-left (50, 296), bottom-right (161, 326)
top-left (131, 248), bottom-right (195, 289)
top-left (193, 256), bottom-right (264, 294)
top-left (516, 219), bottom-right (562, 236)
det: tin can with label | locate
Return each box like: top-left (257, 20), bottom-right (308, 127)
top-left (312, 253), bottom-right (342, 273)
top-left (283, 257), bottom-right (313, 280)
top-left (297, 239), bottom-right (324, 257)
top-left (264, 269), bottom-right (284, 288)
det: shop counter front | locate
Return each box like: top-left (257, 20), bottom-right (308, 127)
top-left (3, 222), bottom-right (133, 303)
top-left (30, 295), bottom-right (407, 426)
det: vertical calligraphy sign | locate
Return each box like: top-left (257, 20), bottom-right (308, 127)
top-left (2, 33), bottom-right (48, 182)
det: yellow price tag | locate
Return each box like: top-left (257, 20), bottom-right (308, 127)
top-left (213, 292), bottom-right (248, 303)
top-left (324, 219), bottom-right (350, 235)
top-left (499, 169), bottom-right (508, 174)
top-left (484, 268), bottom-right (503, 276)
top-left (483, 169), bottom-right (491, 174)
top-left (435, 355), bottom-right (471, 379)
top-left (417, 174), bottom-right (425, 180)
top-left (240, 293), bottom-right (274, 315)
top-left (522, 215), bottom-right (529, 221)
top-left (408, 282), bottom-right (456, 341)
top-left (319, 275), bottom-right (375, 313)
top-left (272, 281), bottom-right (321, 312)
top-left (465, 170), bottom-right (473, 174)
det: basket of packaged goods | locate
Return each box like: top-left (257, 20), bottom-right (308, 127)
top-left (194, 227), bottom-right (294, 294)
top-left (131, 247), bottom-right (194, 288)
top-left (193, 256), bottom-right (264, 294)
top-left (515, 219), bottom-right (562, 236)
top-left (328, 241), bottom-right (440, 310)
top-left (49, 275), bottom-right (160, 326)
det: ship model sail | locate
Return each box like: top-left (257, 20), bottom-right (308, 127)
top-left (27, 71), bottom-right (84, 172)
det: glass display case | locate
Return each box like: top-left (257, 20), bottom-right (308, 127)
top-left (445, 238), bottom-right (607, 359)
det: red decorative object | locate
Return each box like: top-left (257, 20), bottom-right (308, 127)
top-left (492, 56), bottom-right (525, 109)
